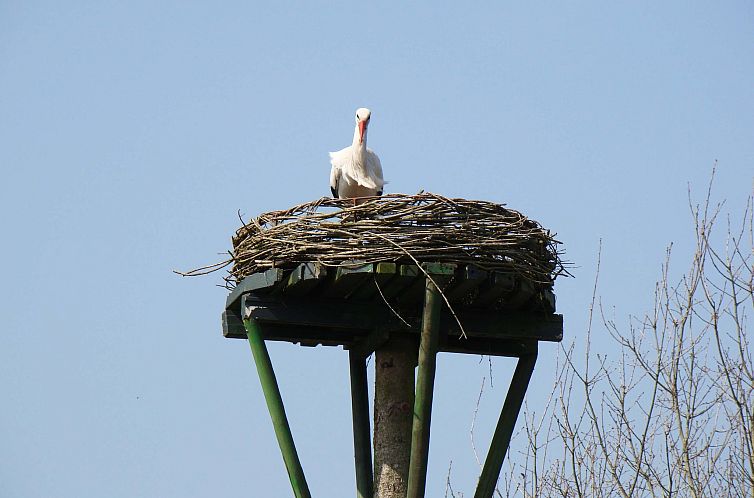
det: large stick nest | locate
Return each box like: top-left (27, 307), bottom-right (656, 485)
top-left (220, 193), bottom-right (567, 288)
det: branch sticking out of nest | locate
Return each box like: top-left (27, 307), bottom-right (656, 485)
top-left (178, 192), bottom-right (567, 289)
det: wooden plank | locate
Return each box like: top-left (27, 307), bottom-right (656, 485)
top-left (445, 265), bottom-right (487, 302)
top-left (225, 268), bottom-right (287, 309)
top-left (540, 289), bottom-right (556, 313)
top-left (323, 262), bottom-right (374, 299)
top-left (349, 262), bottom-right (397, 300)
top-left (284, 263), bottom-right (328, 296)
top-left (223, 265), bottom-right (564, 357)
top-left (443, 312), bottom-right (563, 342)
top-left (222, 309), bottom-right (245, 338)
top-left (501, 278), bottom-right (536, 310)
top-left (441, 338), bottom-right (537, 358)
top-left (397, 263), bottom-right (456, 303)
top-left (378, 264), bottom-right (420, 299)
top-left (229, 319), bottom-right (542, 356)
top-left (519, 287), bottom-right (556, 314)
top-left (224, 268), bottom-right (290, 334)
top-left (242, 295), bottom-right (400, 332)
top-left (238, 322), bottom-right (367, 347)
top-left (230, 295), bottom-right (562, 344)
top-left (473, 272), bottom-right (516, 307)
top-left (422, 262), bottom-right (457, 275)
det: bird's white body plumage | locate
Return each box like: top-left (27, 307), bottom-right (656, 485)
top-left (329, 108), bottom-right (384, 200)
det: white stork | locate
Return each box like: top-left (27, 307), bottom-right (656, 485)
top-left (329, 107), bottom-right (384, 203)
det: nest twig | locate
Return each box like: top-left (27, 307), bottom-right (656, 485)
top-left (178, 193), bottom-right (568, 289)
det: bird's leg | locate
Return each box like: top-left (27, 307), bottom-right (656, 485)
top-left (345, 198), bottom-right (361, 222)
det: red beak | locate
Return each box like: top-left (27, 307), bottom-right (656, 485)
top-left (358, 120), bottom-right (367, 144)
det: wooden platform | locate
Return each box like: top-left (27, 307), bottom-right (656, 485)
top-left (223, 262), bottom-right (562, 357)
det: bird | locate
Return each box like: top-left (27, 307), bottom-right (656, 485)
top-left (329, 107), bottom-right (384, 203)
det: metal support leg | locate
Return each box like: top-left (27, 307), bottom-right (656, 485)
top-left (473, 346), bottom-right (538, 498)
top-left (244, 318), bottom-right (312, 498)
top-left (407, 279), bottom-right (442, 498)
top-left (349, 350), bottom-right (374, 498)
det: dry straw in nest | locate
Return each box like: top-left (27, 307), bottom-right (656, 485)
top-left (182, 193), bottom-right (567, 289)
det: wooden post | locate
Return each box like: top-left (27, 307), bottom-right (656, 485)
top-left (373, 335), bottom-right (416, 498)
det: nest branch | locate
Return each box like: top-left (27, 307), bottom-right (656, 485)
top-left (215, 192), bottom-right (568, 288)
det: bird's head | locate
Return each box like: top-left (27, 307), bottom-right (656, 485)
top-left (355, 107), bottom-right (371, 144)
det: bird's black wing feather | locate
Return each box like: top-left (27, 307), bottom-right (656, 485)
top-left (331, 185), bottom-right (338, 198)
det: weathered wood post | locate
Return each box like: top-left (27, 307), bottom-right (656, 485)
top-left (373, 335), bottom-right (416, 498)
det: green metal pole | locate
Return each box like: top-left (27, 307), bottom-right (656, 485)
top-left (406, 278), bottom-right (442, 498)
top-left (349, 350), bottom-right (374, 498)
top-left (473, 348), bottom-right (538, 498)
top-left (244, 318), bottom-right (312, 498)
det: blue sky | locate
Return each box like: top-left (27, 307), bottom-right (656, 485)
top-left (1, 2), bottom-right (752, 497)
